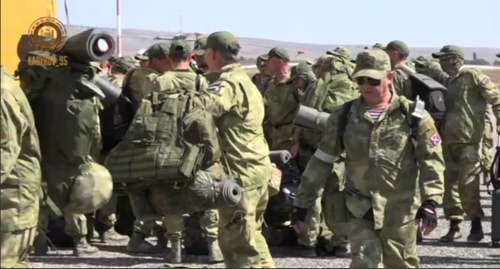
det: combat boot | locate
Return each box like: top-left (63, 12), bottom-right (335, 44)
top-left (165, 239), bottom-right (182, 263)
top-left (33, 235), bottom-right (49, 256)
top-left (73, 236), bottom-right (98, 256)
top-left (206, 237), bottom-right (223, 263)
top-left (126, 232), bottom-right (159, 253)
top-left (99, 227), bottom-right (129, 243)
top-left (467, 217), bottom-right (484, 242)
top-left (439, 219), bottom-right (462, 243)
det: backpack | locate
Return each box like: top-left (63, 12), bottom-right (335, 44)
top-left (397, 67), bottom-right (447, 128)
top-left (104, 90), bottom-right (204, 187)
top-left (99, 69), bottom-right (137, 154)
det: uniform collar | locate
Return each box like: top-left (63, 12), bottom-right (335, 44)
top-left (351, 89), bottom-right (403, 124)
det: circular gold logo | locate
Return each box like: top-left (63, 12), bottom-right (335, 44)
top-left (28, 17), bottom-right (68, 53)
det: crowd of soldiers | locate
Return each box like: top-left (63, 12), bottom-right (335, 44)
top-left (1, 29), bottom-right (500, 268)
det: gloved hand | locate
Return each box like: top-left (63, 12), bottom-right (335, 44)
top-left (415, 200), bottom-right (438, 236)
top-left (291, 206), bottom-right (307, 233)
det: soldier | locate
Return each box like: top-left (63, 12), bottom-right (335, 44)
top-left (123, 43), bottom-right (171, 253)
top-left (311, 55), bottom-right (333, 79)
top-left (134, 50), bottom-right (149, 68)
top-left (1, 66), bottom-right (42, 268)
top-left (373, 43), bottom-right (387, 50)
top-left (264, 47), bottom-right (301, 152)
top-left (326, 46), bottom-right (355, 78)
top-left (429, 45), bottom-right (500, 243)
top-left (94, 56), bottom-right (135, 244)
top-left (251, 54), bottom-right (272, 95)
top-left (191, 31), bottom-right (274, 268)
top-left (192, 37), bottom-right (209, 74)
top-left (385, 40), bottom-right (414, 98)
top-left (292, 48), bottom-right (445, 268)
top-left (153, 40), bottom-right (222, 263)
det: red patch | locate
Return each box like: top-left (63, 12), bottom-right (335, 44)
top-left (430, 133), bottom-right (440, 146)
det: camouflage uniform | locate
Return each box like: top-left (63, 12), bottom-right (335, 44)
top-left (123, 44), bottom-right (171, 253)
top-left (290, 62), bottom-right (352, 256)
top-left (192, 31), bottom-right (274, 268)
top-left (153, 40), bottom-right (221, 263)
top-left (372, 43), bottom-right (387, 50)
top-left (294, 49), bottom-right (445, 268)
top-left (264, 48), bottom-right (300, 151)
top-left (251, 54), bottom-right (272, 95)
top-left (326, 46), bottom-right (356, 79)
top-left (386, 41), bottom-right (415, 99)
top-left (429, 45), bottom-right (500, 242)
top-left (1, 66), bottom-right (42, 268)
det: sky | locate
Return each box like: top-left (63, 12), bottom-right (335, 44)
top-left (56, 0), bottom-right (500, 48)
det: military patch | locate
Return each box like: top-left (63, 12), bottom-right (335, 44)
top-left (482, 77), bottom-right (490, 86)
top-left (207, 85), bottom-right (220, 92)
top-left (429, 133), bottom-right (440, 146)
top-left (363, 56), bottom-right (375, 67)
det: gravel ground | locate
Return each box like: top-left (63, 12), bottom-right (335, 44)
top-left (30, 185), bottom-right (499, 268)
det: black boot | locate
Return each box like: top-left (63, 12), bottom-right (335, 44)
top-left (439, 219), bottom-right (462, 243)
top-left (467, 217), bottom-right (484, 242)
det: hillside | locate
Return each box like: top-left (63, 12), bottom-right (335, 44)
top-left (67, 25), bottom-right (500, 62)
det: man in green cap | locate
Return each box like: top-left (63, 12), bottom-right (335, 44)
top-left (1, 66), bottom-right (42, 268)
top-left (385, 40), bottom-right (415, 98)
top-left (311, 55), bottom-right (333, 79)
top-left (122, 43), bottom-right (171, 253)
top-left (326, 46), bottom-right (356, 78)
top-left (373, 42), bottom-right (387, 50)
top-left (134, 49), bottom-right (149, 68)
top-left (292, 48), bottom-right (445, 268)
top-left (264, 47), bottom-right (301, 152)
top-left (153, 40), bottom-right (222, 264)
top-left (192, 37), bottom-right (209, 74)
top-left (92, 56), bottom-right (135, 244)
top-left (190, 30), bottom-right (274, 268)
top-left (251, 54), bottom-right (271, 95)
top-left (428, 45), bottom-right (500, 243)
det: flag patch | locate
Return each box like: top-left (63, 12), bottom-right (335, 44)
top-left (207, 85), bottom-right (220, 92)
top-left (430, 133), bottom-right (440, 146)
top-left (482, 77), bottom-right (490, 86)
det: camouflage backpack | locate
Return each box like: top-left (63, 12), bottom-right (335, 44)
top-left (105, 90), bottom-right (205, 188)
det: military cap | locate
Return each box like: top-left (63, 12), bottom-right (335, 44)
top-left (268, 47), bottom-right (290, 62)
top-left (305, 59), bottom-right (314, 66)
top-left (288, 62), bottom-right (313, 82)
top-left (353, 48), bottom-right (391, 79)
top-left (432, 45), bottom-right (464, 59)
top-left (312, 55), bottom-right (332, 68)
top-left (373, 43), bottom-right (387, 50)
top-left (146, 43), bottom-right (170, 59)
top-left (193, 37), bottom-right (207, 56)
top-left (326, 46), bottom-right (351, 60)
top-left (256, 54), bottom-right (268, 67)
top-left (169, 40), bottom-right (192, 57)
top-left (206, 31), bottom-right (240, 53)
top-left (114, 56), bottom-right (135, 72)
top-left (386, 40), bottom-right (410, 57)
top-left (414, 55), bottom-right (428, 65)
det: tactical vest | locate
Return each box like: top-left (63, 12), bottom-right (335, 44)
top-left (105, 90), bottom-right (204, 187)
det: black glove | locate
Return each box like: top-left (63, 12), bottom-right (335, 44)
top-left (291, 206), bottom-right (307, 225)
top-left (415, 200), bottom-right (438, 229)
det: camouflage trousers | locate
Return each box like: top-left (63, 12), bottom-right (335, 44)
top-left (218, 185), bottom-right (274, 268)
top-left (442, 143), bottom-right (485, 220)
top-left (1, 227), bottom-right (37, 268)
top-left (348, 216), bottom-right (419, 268)
top-left (163, 209), bottom-right (219, 241)
top-left (95, 194), bottom-right (119, 231)
top-left (133, 220), bottom-right (163, 237)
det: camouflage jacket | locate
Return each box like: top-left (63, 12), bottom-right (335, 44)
top-left (193, 63), bottom-right (271, 190)
top-left (392, 62), bottom-right (415, 99)
top-left (294, 93), bottom-right (445, 230)
top-left (251, 73), bottom-right (271, 95)
top-left (432, 67), bottom-right (500, 143)
top-left (264, 74), bottom-right (301, 150)
top-left (123, 66), bottom-right (161, 111)
top-left (1, 66), bottom-right (42, 232)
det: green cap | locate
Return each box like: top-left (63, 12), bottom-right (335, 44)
top-left (386, 40), bottom-right (410, 58)
top-left (206, 31), bottom-right (240, 53)
top-left (193, 37), bottom-right (207, 56)
top-left (326, 46), bottom-right (351, 60)
top-left (114, 56), bottom-right (135, 72)
top-left (268, 47), bottom-right (290, 62)
top-left (353, 48), bottom-right (391, 80)
top-left (431, 45), bottom-right (464, 59)
top-left (256, 54), bottom-right (268, 67)
top-left (414, 55), bottom-right (428, 65)
top-left (373, 43), bottom-right (387, 50)
top-left (312, 55), bottom-right (332, 68)
top-left (169, 40), bottom-right (192, 57)
top-left (288, 62), bottom-right (313, 83)
top-left (305, 59), bottom-right (314, 66)
top-left (146, 43), bottom-right (170, 60)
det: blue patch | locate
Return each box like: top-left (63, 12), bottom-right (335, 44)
top-left (482, 77), bottom-right (490, 86)
top-left (207, 85), bottom-right (220, 92)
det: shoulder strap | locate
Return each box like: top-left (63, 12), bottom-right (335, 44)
top-left (195, 73), bottom-right (201, 92)
top-left (338, 99), bottom-right (355, 150)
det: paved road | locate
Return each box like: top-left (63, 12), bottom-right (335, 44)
top-left (30, 184), bottom-right (499, 268)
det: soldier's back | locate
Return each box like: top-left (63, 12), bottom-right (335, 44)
top-left (156, 69), bottom-right (208, 93)
top-left (124, 66), bottom-right (160, 109)
top-left (393, 63), bottom-right (415, 98)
